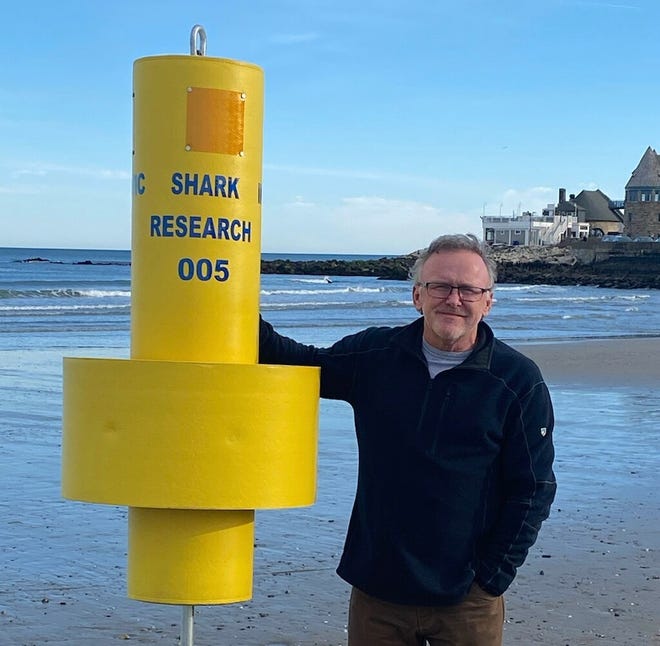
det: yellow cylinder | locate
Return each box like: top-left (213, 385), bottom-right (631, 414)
top-left (129, 54), bottom-right (264, 603)
top-left (62, 358), bottom-right (319, 509)
top-left (128, 508), bottom-right (255, 604)
top-left (132, 55), bottom-right (264, 364)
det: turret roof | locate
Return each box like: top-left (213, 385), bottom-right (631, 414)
top-left (625, 146), bottom-right (660, 189)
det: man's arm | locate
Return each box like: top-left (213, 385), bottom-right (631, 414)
top-left (258, 316), bottom-right (319, 366)
top-left (258, 316), bottom-right (360, 402)
top-left (475, 380), bottom-right (557, 596)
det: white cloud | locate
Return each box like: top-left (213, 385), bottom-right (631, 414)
top-left (0, 185), bottom-right (40, 195)
top-left (285, 195), bottom-right (317, 209)
top-left (264, 162), bottom-right (458, 189)
top-left (563, 1), bottom-right (640, 9)
top-left (265, 162), bottom-right (397, 182)
top-left (270, 32), bottom-right (319, 45)
top-left (493, 186), bottom-right (557, 216)
top-left (263, 195), bottom-right (482, 255)
top-left (10, 162), bottom-right (130, 181)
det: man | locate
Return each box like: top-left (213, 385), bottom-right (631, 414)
top-left (259, 233), bottom-right (556, 645)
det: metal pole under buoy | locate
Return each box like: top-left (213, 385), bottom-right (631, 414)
top-left (181, 605), bottom-right (194, 646)
top-left (179, 29), bottom-right (202, 646)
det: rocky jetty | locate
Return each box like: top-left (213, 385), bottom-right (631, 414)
top-left (490, 242), bottom-right (660, 289)
top-left (261, 255), bottom-right (416, 281)
top-left (261, 242), bottom-right (660, 289)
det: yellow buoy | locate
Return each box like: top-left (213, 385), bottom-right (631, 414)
top-left (62, 26), bottom-right (319, 606)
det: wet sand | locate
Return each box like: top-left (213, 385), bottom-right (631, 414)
top-left (516, 336), bottom-right (660, 387)
top-left (1, 338), bottom-right (659, 645)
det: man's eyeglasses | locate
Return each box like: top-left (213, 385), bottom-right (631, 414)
top-left (420, 282), bottom-right (492, 302)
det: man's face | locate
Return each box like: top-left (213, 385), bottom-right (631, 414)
top-left (412, 249), bottom-right (493, 352)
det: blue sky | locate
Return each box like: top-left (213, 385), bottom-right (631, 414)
top-left (1, 0), bottom-right (658, 254)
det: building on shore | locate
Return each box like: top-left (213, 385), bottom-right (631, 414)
top-left (480, 145), bottom-right (660, 245)
top-left (624, 146), bottom-right (660, 238)
top-left (571, 189), bottom-right (624, 237)
top-left (481, 188), bottom-right (590, 246)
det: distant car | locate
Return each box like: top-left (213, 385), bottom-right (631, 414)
top-left (601, 234), bottom-right (633, 242)
top-left (632, 235), bottom-right (655, 242)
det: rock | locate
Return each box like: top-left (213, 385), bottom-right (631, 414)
top-left (493, 243), bottom-right (660, 289)
top-left (261, 243), bottom-right (660, 289)
top-left (261, 255), bottom-right (416, 281)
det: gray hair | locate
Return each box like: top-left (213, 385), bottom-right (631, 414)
top-left (409, 233), bottom-right (498, 286)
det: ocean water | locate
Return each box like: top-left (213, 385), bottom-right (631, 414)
top-left (2, 246), bottom-right (660, 352)
top-left (1, 246), bottom-right (659, 644)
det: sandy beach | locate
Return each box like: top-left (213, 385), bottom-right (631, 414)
top-left (1, 338), bottom-right (659, 645)
top-left (516, 336), bottom-right (660, 387)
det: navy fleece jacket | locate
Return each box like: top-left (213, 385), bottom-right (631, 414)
top-left (259, 317), bottom-right (556, 605)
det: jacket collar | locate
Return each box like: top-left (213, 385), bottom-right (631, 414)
top-left (393, 317), bottom-right (494, 370)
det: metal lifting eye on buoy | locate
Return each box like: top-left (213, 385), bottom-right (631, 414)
top-left (190, 24), bottom-right (207, 56)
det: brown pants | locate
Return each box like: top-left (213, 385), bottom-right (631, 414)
top-left (348, 584), bottom-right (504, 646)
